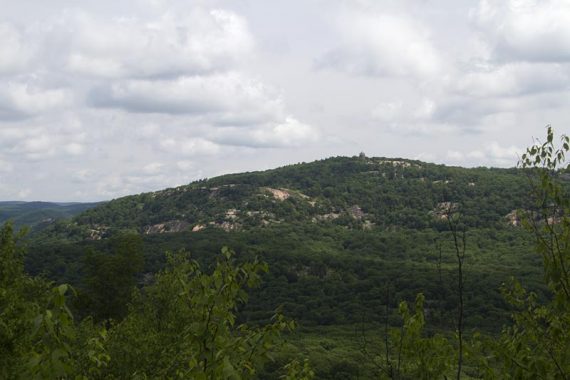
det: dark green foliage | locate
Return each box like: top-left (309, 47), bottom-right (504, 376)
top-left (11, 141), bottom-right (570, 378)
top-left (0, 222), bottom-right (44, 376)
top-left (41, 156), bottom-right (538, 239)
top-left (0, 223), bottom-right (95, 378)
top-left (78, 234), bottom-right (144, 321)
top-left (483, 127), bottom-right (570, 378)
top-left (0, 223), bottom-right (298, 378)
top-left (28, 224), bottom-right (543, 330)
top-left (0, 201), bottom-right (100, 232)
top-left (357, 128), bottom-right (570, 380)
top-left (26, 156), bottom-right (548, 338)
top-left (102, 248), bottom-right (295, 378)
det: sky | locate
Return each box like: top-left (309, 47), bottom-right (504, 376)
top-left (0, 0), bottom-right (569, 201)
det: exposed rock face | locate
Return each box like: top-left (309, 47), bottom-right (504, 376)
top-left (348, 205), bottom-right (365, 220)
top-left (192, 224), bottom-right (206, 232)
top-left (374, 159), bottom-right (412, 167)
top-left (207, 184), bottom-right (237, 198)
top-left (209, 221), bottom-right (240, 232)
top-left (143, 220), bottom-right (190, 234)
top-left (430, 202), bottom-right (459, 220)
top-left (505, 210), bottom-right (522, 227)
top-left (262, 187), bottom-right (311, 201)
top-left (505, 209), bottom-right (561, 227)
top-left (312, 213), bottom-right (340, 222)
top-left (86, 225), bottom-right (109, 240)
top-left (246, 210), bottom-right (273, 217)
top-left (225, 209), bottom-right (239, 219)
top-left (87, 229), bottom-right (103, 240)
top-left (264, 187), bottom-right (291, 201)
top-left (547, 216), bottom-right (562, 225)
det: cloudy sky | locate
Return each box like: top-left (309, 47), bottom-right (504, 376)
top-left (0, 0), bottom-right (569, 201)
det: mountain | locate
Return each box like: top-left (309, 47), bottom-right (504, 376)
top-left (25, 155), bottom-right (554, 378)
top-left (29, 155), bottom-right (545, 324)
top-left (0, 201), bottom-right (102, 231)
top-left (44, 155), bottom-right (533, 240)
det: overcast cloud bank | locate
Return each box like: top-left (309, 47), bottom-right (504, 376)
top-left (0, 0), bottom-right (568, 201)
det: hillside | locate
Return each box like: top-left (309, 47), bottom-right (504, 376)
top-left (25, 155), bottom-right (553, 378)
top-left (29, 156), bottom-right (546, 324)
top-left (43, 156), bottom-right (534, 241)
top-left (0, 201), bottom-right (101, 231)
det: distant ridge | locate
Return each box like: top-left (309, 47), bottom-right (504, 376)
top-left (39, 155), bottom-right (537, 240)
top-left (0, 201), bottom-right (102, 230)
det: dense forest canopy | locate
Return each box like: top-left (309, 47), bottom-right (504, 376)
top-left (2, 129), bottom-right (570, 378)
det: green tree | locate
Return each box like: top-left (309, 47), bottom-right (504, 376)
top-left (364, 128), bottom-right (570, 380)
top-left (364, 293), bottom-right (454, 379)
top-left (0, 222), bottom-right (107, 378)
top-left (485, 127), bottom-right (570, 379)
top-left (2, 223), bottom-right (300, 378)
top-left (80, 233), bottom-right (144, 321)
top-left (101, 247), bottom-right (295, 379)
top-left (0, 222), bottom-right (44, 376)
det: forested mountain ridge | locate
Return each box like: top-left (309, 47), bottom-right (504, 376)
top-left (26, 156), bottom-right (554, 330)
top-left (0, 201), bottom-right (101, 231)
top-left (44, 155), bottom-right (538, 241)
top-left (11, 142), bottom-right (570, 378)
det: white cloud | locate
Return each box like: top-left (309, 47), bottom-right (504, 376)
top-left (17, 188), bottom-right (32, 199)
top-left (11, 134), bottom-right (57, 161)
top-left (91, 168), bottom-right (198, 199)
top-left (446, 150), bottom-right (464, 161)
top-left (160, 137), bottom-right (221, 157)
top-left (62, 9), bottom-right (253, 78)
top-left (142, 162), bottom-right (164, 175)
top-left (317, 10), bottom-right (442, 78)
top-left (414, 152), bottom-right (436, 162)
top-left (484, 141), bottom-right (522, 164)
top-left (473, 0), bottom-right (570, 63)
top-left (0, 159), bottom-right (13, 172)
top-left (72, 169), bottom-right (92, 184)
top-left (89, 73), bottom-right (284, 125)
top-left (0, 23), bottom-right (34, 74)
top-left (251, 117), bottom-right (319, 147)
top-left (0, 120), bottom-right (87, 162)
top-left (0, 0), bottom-right (568, 201)
top-left (369, 98), bottom-right (458, 135)
top-left (0, 127), bottom-right (34, 147)
top-left (64, 142), bottom-right (85, 156)
top-left (176, 160), bottom-right (193, 171)
top-left (0, 82), bottom-right (71, 120)
top-left (445, 141), bottom-right (522, 167)
top-left (137, 124), bottom-right (161, 139)
top-left (209, 117), bottom-right (319, 148)
top-left (455, 62), bottom-right (570, 97)
top-left (372, 99), bottom-right (435, 124)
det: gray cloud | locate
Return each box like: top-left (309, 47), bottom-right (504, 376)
top-left (209, 117), bottom-right (319, 148)
top-left (0, 81), bottom-right (72, 120)
top-left (88, 74), bottom-right (284, 124)
top-left (473, 0), bottom-right (570, 63)
top-left (59, 9), bottom-right (254, 79)
top-left (316, 9), bottom-right (442, 78)
top-left (0, 0), bottom-right (568, 201)
top-left (0, 23), bottom-right (34, 75)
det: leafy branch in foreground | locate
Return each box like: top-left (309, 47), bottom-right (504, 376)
top-left (361, 127), bottom-right (570, 379)
top-left (486, 127), bottom-right (570, 379)
top-left (1, 226), bottom-right (303, 378)
top-left (103, 247), bottom-right (296, 379)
